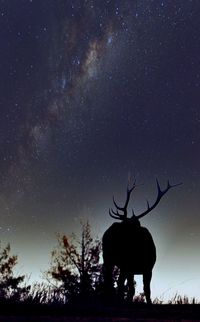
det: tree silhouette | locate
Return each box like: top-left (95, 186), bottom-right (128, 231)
top-left (47, 221), bottom-right (102, 302)
top-left (0, 243), bottom-right (30, 301)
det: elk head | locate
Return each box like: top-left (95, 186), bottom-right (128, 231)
top-left (109, 179), bottom-right (182, 224)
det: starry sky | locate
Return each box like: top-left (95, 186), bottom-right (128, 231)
top-left (1, 0), bottom-right (200, 300)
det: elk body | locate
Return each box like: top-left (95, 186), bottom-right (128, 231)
top-left (103, 180), bottom-right (181, 303)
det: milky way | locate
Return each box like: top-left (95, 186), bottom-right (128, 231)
top-left (1, 0), bottom-right (200, 299)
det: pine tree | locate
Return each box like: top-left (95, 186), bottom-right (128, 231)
top-left (0, 243), bottom-right (30, 301)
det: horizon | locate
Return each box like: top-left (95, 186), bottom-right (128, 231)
top-left (10, 207), bottom-right (200, 302)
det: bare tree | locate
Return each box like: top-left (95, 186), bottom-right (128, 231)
top-left (47, 221), bottom-right (102, 302)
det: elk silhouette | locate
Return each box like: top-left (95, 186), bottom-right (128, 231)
top-left (103, 179), bottom-right (181, 303)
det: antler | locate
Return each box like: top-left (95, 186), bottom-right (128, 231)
top-left (109, 180), bottom-right (137, 220)
top-left (136, 179), bottom-right (182, 219)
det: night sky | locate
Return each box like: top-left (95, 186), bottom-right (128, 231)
top-left (1, 0), bottom-right (200, 300)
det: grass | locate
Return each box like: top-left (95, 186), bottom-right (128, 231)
top-left (1, 285), bottom-right (200, 321)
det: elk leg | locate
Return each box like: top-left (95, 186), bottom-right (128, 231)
top-left (143, 271), bottom-right (152, 304)
top-left (103, 263), bottom-right (114, 296)
top-left (127, 273), bottom-right (135, 302)
top-left (117, 271), bottom-right (126, 299)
